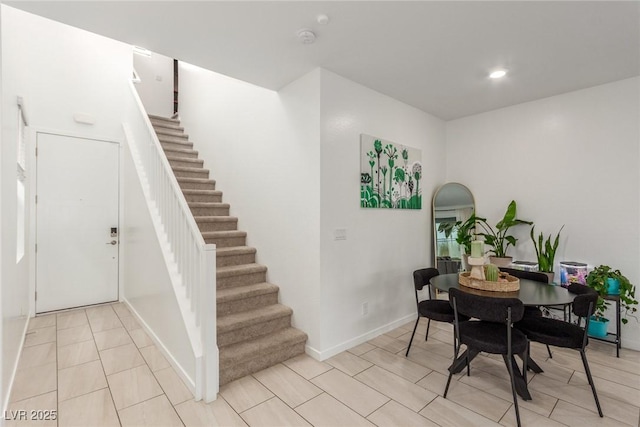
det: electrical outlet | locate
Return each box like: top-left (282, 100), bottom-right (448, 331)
top-left (362, 301), bottom-right (368, 316)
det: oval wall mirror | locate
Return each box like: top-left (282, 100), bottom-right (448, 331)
top-left (432, 183), bottom-right (475, 273)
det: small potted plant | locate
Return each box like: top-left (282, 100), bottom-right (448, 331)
top-left (477, 200), bottom-right (533, 267)
top-left (530, 225), bottom-right (564, 283)
top-left (438, 213), bottom-right (486, 270)
top-left (586, 265), bottom-right (638, 331)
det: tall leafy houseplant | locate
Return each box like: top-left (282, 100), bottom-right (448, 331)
top-left (438, 213), bottom-right (486, 255)
top-left (586, 265), bottom-right (638, 324)
top-left (478, 200), bottom-right (533, 258)
top-left (530, 225), bottom-right (564, 273)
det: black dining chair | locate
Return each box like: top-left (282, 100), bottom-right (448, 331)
top-left (500, 267), bottom-right (550, 319)
top-left (500, 267), bottom-right (569, 320)
top-left (445, 287), bottom-right (528, 427)
top-left (406, 268), bottom-right (468, 357)
top-left (500, 267), bottom-right (567, 359)
top-left (515, 283), bottom-right (603, 417)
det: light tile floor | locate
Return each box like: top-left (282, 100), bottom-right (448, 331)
top-left (6, 305), bottom-right (640, 426)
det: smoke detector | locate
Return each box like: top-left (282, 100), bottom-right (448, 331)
top-left (297, 28), bottom-right (316, 44)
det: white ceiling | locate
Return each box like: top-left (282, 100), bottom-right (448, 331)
top-left (6, 1), bottom-right (640, 120)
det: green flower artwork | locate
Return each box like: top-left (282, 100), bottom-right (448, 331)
top-left (360, 134), bottom-right (422, 209)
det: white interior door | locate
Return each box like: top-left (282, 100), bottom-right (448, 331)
top-left (36, 133), bottom-right (119, 313)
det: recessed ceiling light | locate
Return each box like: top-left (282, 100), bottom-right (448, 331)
top-left (489, 69), bottom-right (508, 79)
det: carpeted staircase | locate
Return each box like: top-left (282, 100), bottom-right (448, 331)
top-left (148, 114), bottom-right (307, 386)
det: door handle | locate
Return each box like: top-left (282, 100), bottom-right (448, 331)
top-left (106, 240), bottom-right (117, 245)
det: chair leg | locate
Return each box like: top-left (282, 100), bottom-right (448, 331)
top-left (444, 340), bottom-right (462, 398)
top-left (466, 352), bottom-right (470, 377)
top-left (503, 355), bottom-right (522, 427)
top-left (580, 349), bottom-right (603, 417)
top-left (405, 317), bottom-right (420, 357)
top-left (521, 343), bottom-right (529, 384)
top-left (425, 318), bottom-right (432, 341)
top-left (546, 344), bottom-right (553, 359)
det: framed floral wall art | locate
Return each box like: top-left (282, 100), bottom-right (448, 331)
top-left (360, 134), bottom-right (422, 209)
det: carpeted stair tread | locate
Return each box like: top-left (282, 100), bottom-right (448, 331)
top-left (159, 138), bottom-right (194, 148)
top-left (215, 245), bottom-right (257, 267)
top-left (216, 282), bottom-right (278, 304)
top-left (195, 216), bottom-right (238, 232)
top-left (217, 304), bottom-right (292, 334)
top-left (182, 189), bottom-right (221, 196)
top-left (219, 327), bottom-right (307, 365)
top-left (203, 233), bottom-right (247, 249)
top-left (173, 170), bottom-right (210, 180)
top-left (155, 128), bottom-right (189, 138)
top-left (189, 202), bottom-right (228, 209)
top-left (158, 134), bottom-right (190, 142)
top-left (216, 282), bottom-right (278, 316)
top-left (163, 149), bottom-right (199, 160)
top-left (153, 123), bottom-right (184, 132)
top-left (179, 178), bottom-right (216, 185)
top-left (151, 117), bottom-right (182, 126)
top-left (217, 263), bottom-right (267, 278)
top-left (167, 156), bottom-right (204, 165)
top-left (189, 203), bottom-right (229, 216)
top-left (172, 167), bottom-right (210, 174)
top-left (195, 216), bottom-right (237, 223)
top-left (201, 230), bottom-right (247, 239)
top-left (148, 114), bottom-right (180, 123)
top-left (217, 246), bottom-right (257, 257)
top-left (151, 122), bottom-right (184, 131)
top-left (163, 147), bottom-right (198, 155)
top-left (218, 328), bottom-right (307, 384)
top-left (164, 149), bottom-right (199, 159)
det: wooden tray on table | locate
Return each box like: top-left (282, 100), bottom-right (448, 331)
top-left (459, 272), bottom-right (520, 292)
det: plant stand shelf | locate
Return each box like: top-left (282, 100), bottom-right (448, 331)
top-left (588, 294), bottom-right (621, 357)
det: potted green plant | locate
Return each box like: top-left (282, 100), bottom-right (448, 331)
top-left (438, 213), bottom-right (486, 270)
top-left (530, 225), bottom-right (564, 283)
top-left (477, 200), bottom-right (533, 267)
top-left (586, 265), bottom-right (638, 335)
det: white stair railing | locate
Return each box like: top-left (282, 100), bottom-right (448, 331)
top-left (123, 80), bottom-right (218, 402)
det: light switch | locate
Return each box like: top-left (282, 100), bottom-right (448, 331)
top-left (73, 113), bottom-right (95, 125)
top-left (334, 228), bottom-right (347, 241)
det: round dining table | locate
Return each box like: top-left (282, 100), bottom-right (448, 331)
top-left (430, 273), bottom-right (575, 307)
top-left (429, 272), bottom-right (577, 401)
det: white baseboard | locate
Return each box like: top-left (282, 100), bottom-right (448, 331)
top-left (305, 313), bottom-right (416, 361)
top-left (621, 332), bottom-right (640, 351)
top-left (122, 299), bottom-right (197, 397)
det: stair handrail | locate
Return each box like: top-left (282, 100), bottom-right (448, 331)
top-left (123, 80), bottom-right (218, 401)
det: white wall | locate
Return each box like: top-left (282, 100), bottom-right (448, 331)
top-left (318, 70), bottom-right (447, 357)
top-left (446, 77), bottom-right (640, 349)
top-left (1, 7), bottom-right (131, 142)
top-left (121, 137), bottom-right (196, 384)
top-left (133, 51), bottom-right (174, 118)
top-left (178, 64), bottom-right (323, 350)
top-left (1, 5), bottom-right (132, 407)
